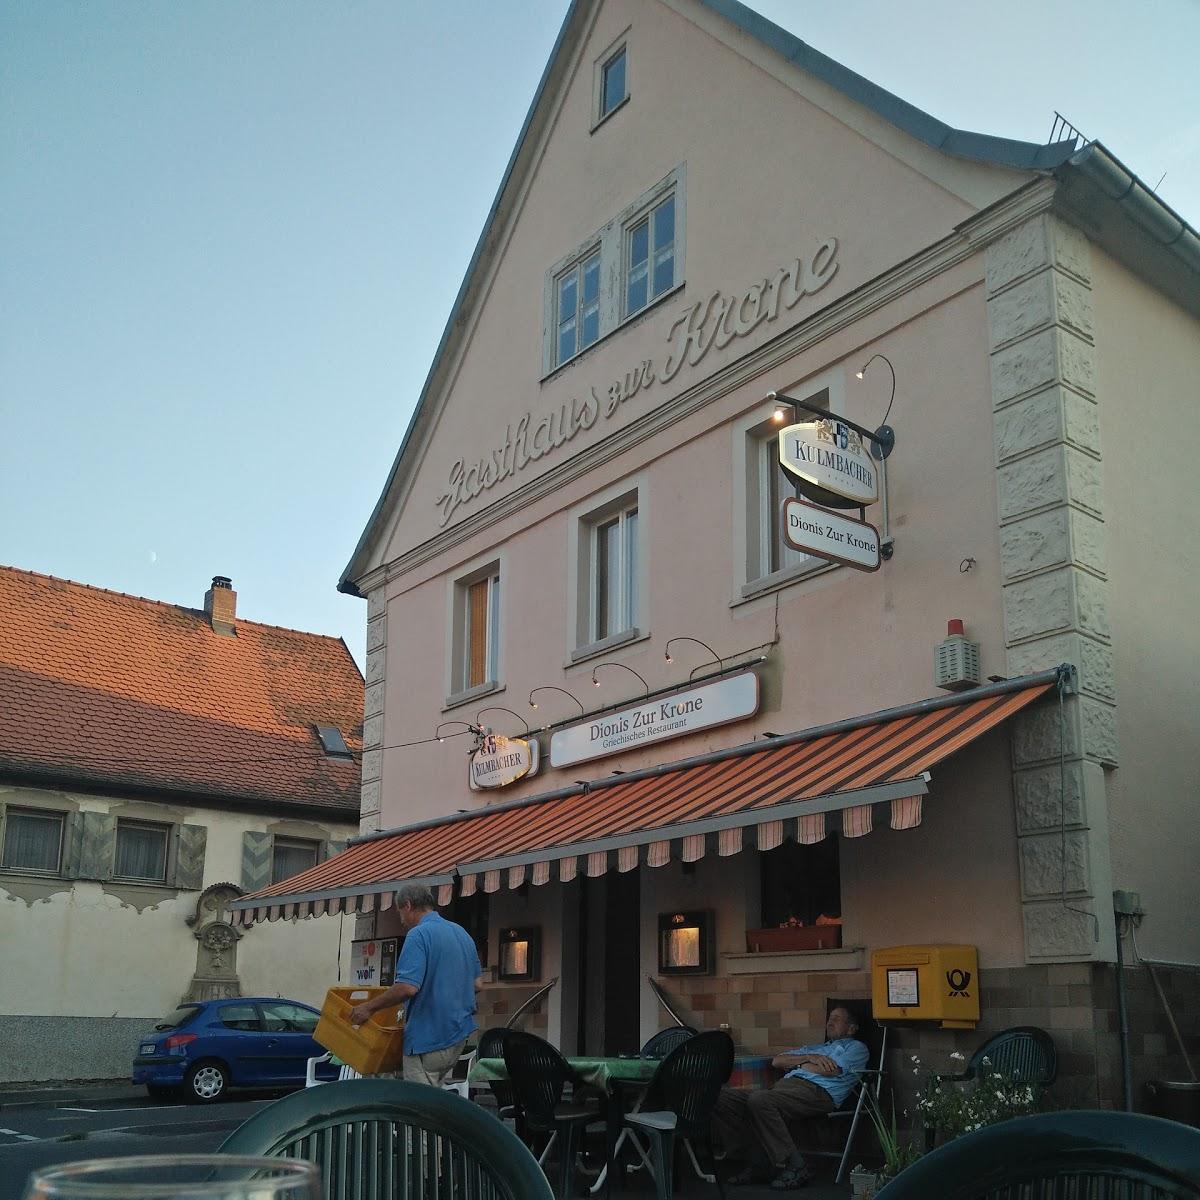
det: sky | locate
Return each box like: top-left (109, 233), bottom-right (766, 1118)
top-left (3, 0), bottom-right (1197, 669)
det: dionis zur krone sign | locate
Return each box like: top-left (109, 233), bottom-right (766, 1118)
top-left (778, 418), bottom-right (878, 509)
top-left (783, 498), bottom-right (881, 572)
top-left (550, 672), bottom-right (760, 768)
top-left (435, 239), bottom-right (841, 526)
top-left (470, 733), bottom-right (540, 791)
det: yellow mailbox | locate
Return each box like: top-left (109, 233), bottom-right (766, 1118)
top-left (871, 944), bottom-right (980, 1028)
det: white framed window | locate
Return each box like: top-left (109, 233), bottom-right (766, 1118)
top-left (1, 807), bottom-right (64, 874)
top-left (555, 248), bottom-right (601, 367)
top-left (569, 484), bottom-right (646, 657)
top-left (113, 819), bottom-right (170, 882)
top-left (734, 382), bottom-right (840, 598)
top-left (598, 44), bottom-right (627, 121)
top-left (592, 504), bottom-right (639, 642)
top-left (449, 562), bottom-right (501, 701)
top-left (624, 192), bottom-right (675, 318)
top-left (542, 167), bottom-right (685, 375)
top-left (271, 836), bottom-right (319, 885)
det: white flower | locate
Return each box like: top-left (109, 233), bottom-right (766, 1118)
top-left (910, 1054), bottom-right (920, 1063)
top-left (949, 1051), bottom-right (965, 1061)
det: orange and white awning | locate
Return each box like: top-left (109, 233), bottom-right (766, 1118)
top-left (228, 671), bottom-right (1061, 925)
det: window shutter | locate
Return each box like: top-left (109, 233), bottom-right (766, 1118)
top-left (172, 823), bottom-right (208, 891)
top-left (74, 813), bottom-right (116, 881)
top-left (242, 831), bottom-right (273, 892)
top-left (320, 839), bottom-right (348, 863)
top-left (467, 579), bottom-right (489, 688)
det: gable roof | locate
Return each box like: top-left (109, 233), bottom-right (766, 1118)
top-left (0, 567), bottom-right (363, 815)
top-left (338, 0), bottom-right (1197, 596)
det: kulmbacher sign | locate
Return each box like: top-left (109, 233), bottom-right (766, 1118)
top-left (549, 672), bottom-right (760, 768)
top-left (469, 733), bottom-right (540, 791)
top-left (778, 418), bottom-right (878, 509)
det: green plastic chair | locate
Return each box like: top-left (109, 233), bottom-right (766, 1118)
top-left (218, 1077), bottom-right (553, 1200)
top-left (875, 1109), bottom-right (1200, 1199)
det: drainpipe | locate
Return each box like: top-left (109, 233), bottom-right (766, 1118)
top-left (1113, 892), bottom-right (1139, 1112)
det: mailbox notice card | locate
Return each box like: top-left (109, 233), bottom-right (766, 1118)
top-left (886, 967), bottom-right (920, 1007)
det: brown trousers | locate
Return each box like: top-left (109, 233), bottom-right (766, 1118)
top-left (711, 1078), bottom-right (835, 1168)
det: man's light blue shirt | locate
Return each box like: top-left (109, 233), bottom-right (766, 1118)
top-left (394, 912), bottom-right (482, 1056)
top-left (782, 1037), bottom-right (869, 1107)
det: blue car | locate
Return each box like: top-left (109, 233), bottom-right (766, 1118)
top-left (132, 997), bottom-right (337, 1102)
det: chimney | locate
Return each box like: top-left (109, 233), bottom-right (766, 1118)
top-left (204, 575), bottom-right (237, 636)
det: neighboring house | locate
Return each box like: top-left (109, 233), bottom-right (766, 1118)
top-left (235, 0), bottom-right (1199, 1110)
top-left (0, 568), bottom-right (362, 1082)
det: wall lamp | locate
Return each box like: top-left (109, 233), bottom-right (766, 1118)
top-left (591, 661), bottom-right (650, 697)
top-left (664, 637), bottom-right (723, 675)
top-left (476, 706), bottom-right (530, 736)
top-left (854, 353), bottom-right (896, 460)
top-left (435, 719), bottom-right (482, 744)
top-left (528, 686), bottom-right (585, 719)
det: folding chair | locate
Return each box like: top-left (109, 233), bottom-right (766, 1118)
top-left (796, 998), bottom-right (887, 1184)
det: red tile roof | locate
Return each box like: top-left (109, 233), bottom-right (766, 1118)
top-left (0, 567), bottom-right (362, 814)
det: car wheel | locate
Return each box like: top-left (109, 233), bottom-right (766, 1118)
top-left (185, 1060), bottom-right (229, 1103)
top-left (145, 1083), bottom-right (178, 1101)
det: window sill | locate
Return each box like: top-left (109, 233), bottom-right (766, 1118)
top-left (734, 560), bottom-right (839, 606)
top-left (567, 627), bottom-right (649, 667)
top-left (443, 680), bottom-right (505, 713)
top-left (540, 281), bottom-right (686, 385)
top-left (721, 947), bottom-right (865, 975)
top-left (590, 93), bottom-right (630, 134)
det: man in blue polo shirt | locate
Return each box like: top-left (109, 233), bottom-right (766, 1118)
top-left (713, 1006), bottom-right (869, 1189)
top-left (350, 883), bottom-right (483, 1086)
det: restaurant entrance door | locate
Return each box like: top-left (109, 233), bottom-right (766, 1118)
top-left (576, 871), bottom-right (641, 1055)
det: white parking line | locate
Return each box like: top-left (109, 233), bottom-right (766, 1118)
top-left (0, 1127), bottom-right (39, 1141)
top-left (59, 1107), bottom-right (101, 1113)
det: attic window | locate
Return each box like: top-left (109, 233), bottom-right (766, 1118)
top-left (315, 726), bottom-right (353, 759)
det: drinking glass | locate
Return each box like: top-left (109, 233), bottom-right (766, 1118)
top-left (23, 1155), bottom-right (321, 1200)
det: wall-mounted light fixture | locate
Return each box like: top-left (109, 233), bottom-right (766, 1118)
top-left (590, 661), bottom-right (650, 697)
top-left (664, 637), bottom-right (723, 677)
top-left (435, 719), bottom-right (482, 744)
top-left (657, 910), bottom-right (714, 975)
top-left (475, 706), bottom-right (530, 736)
top-left (498, 926), bottom-right (542, 982)
top-left (853, 353), bottom-right (896, 461)
top-left (528, 686), bottom-right (585, 719)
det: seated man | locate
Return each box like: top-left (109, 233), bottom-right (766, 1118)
top-left (712, 1005), bottom-right (869, 1190)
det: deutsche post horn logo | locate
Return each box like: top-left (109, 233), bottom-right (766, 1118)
top-left (946, 968), bottom-right (971, 997)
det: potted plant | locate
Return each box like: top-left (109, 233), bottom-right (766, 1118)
top-left (858, 1087), bottom-right (922, 1193)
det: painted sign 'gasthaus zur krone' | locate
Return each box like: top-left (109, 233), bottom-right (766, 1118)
top-left (233, 0), bottom-right (1200, 1111)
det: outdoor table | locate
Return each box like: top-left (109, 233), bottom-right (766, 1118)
top-left (470, 1052), bottom-right (777, 1192)
top-left (469, 1055), bottom-right (657, 1089)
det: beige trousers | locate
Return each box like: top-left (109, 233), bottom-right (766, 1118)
top-left (400, 1037), bottom-right (469, 1087)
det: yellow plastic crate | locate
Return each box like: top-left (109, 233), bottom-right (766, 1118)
top-left (314, 987), bottom-right (405, 1075)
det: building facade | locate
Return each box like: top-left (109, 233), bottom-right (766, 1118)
top-left (0, 570), bottom-right (363, 1082)
top-left (236, 0), bottom-right (1200, 1111)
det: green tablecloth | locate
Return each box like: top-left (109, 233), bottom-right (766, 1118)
top-left (469, 1055), bottom-right (658, 1089)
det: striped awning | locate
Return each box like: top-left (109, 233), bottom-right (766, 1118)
top-left (229, 671), bottom-right (1061, 924)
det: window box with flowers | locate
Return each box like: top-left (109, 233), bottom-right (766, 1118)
top-left (745, 916), bottom-right (842, 953)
